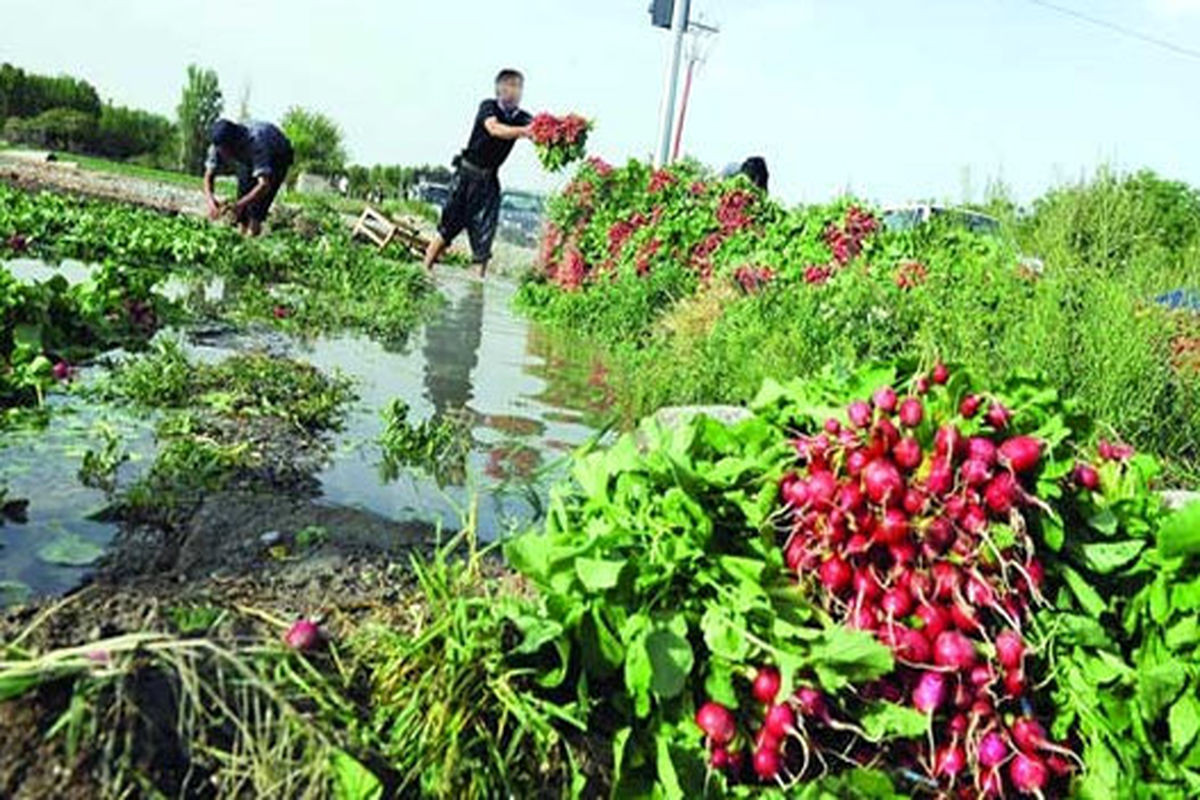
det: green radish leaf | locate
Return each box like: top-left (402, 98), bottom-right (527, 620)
top-left (701, 607), bottom-right (749, 661)
top-left (1063, 566), bottom-right (1108, 617)
top-left (859, 702), bottom-right (929, 741)
top-left (330, 749), bottom-right (382, 800)
top-left (1160, 502), bottom-right (1200, 559)
top-left (1170, 694), bottom-right (1200, 756)
top-left (1137, 662), bottom-right (1188, 720)
top-left (645, 625), bottom-right (693, 701)
top-left (575, 557), bottom-right (626, 591)
top-left (1081, 540), bottom-right (1146, 574)
top-left (1087, 508), bottom-right (1119, 536)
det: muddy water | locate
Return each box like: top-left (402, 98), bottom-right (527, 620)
top-left (0, 262), bottom-right (617, 602)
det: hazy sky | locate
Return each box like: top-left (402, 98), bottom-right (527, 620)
top-left (4, 0), bottom-right (1200, 205)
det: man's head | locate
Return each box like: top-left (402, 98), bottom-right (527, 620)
top-left (494, 69), bottom-right (524, 109)
top-left (740, 156), bottom-right (769, 193)
top-left (210, 119), bottom-right (247, 160)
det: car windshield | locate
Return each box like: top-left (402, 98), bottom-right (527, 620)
top-left (502, 193), bottom-right (543, 214)
top-left (929, 208), bottom-right (1002, 237)
top-left (882, 209), bottom-right (923, 232)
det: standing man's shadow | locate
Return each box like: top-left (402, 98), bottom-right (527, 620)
top-left (422, 279), bottom-right (485, 416)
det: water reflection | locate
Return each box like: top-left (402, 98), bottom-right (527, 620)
top-left (422, 281), bottom-right (484, 415)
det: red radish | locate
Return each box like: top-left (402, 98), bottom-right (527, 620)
top-left (883, 624), bottom-right (931, 663)
top-left (1004, 667), bottom-right (1028, 696)
top-left (893, 437), bottom-right (923, 471)
top-left (848, 400), bottom-right (873, 429)
top-left (781, 474), bottom-right (810, 508)
top-left (854, 569), bottom-right (883, 601)
top-left (794, 686), bottom-right (827, 719)
top-left (848, 604), bottom-right (879, 631)
top-left (950, 601), bottom-right (983, 634)
top-left (965, 574), bottom-right (996, 608)
top-left (902, 487), bottom-right (928, 515)
top-left (935, 744), bottom-right (967, 778)
top-left (1046, 754), bottom-right (1073, 776)
top-left (785, 537), bottom-right (807, 571)
top-left (985, 402), bottom-right (1011, 430)
top-left (837, 482), bottom-right (865, 512)
top-left (756, 726), bottom-right (783, 752)
top-left (995, 630), bottom-right (1025, 670)
top-left (873, 386), bottom-right (898, 413)
top-left (845, 532), bottom-right (871, 556)
top-left (984, 473), bottom-right (1018, 514)
top-left (898, 397), bottom-right (924, 428)
top-left (1098, 440), bottom-right (1115, 461)
top-left (912, 670), bottom-right (948, 713)
top-left (926, 458), bottom-right (954, 497)
top-left (934, 424), bottom-right (965, 460)
top-left (753, 667), bottom-right (782, 704)
top-left (889, 541), bottom-right (917, 568)
top-left (875, 508), bottom-right (910, 545)
top-left (915, 603), bottom-right (950, 638)
top-left (695, 702), bottom-right (737, 745)
top-left (998, 436), bottom-right (1041, 474)
top-left (846, 449), bottom-right (870, 477)
top-left (284, 619), bottom-right (321, 651)
top-left (52, 361), bottom-right (72, 381)
top-left (948, 712), bottom-right (969, 737)
top-left (710, 747), bottom-right (731, 770)
top-left (273, 304), bottom-right (291, 319)
top-left (967, 436), bottom-right (998, 466)
top-left (1009, 753), bottom-right (1048, 794)
top-left (916, 376), bottom-right (931, 394)
top-left (933, 630), bottom-right (978, 670)
top-left (961, 458), bottom-right (993, 487)
top-left (932, 563), bottom-right (962, 601)
top-left (932, 363), bottom-right (950, 384)
top-left (824, 417), bottom-right (841, 435)
top-left (969, 663), bottom-right (996, 687)
top-left (873, 418), bottom-right (901, 451)
top-left (978, 731), bottom-right (1009, 768)
top-left (752, 746), bottom-right (782, 780)
top-left (762, 703), bottom-right (794, 738)
top-left (863, 459), bottom-right (904, 505)
top-left (971, 698), bottom-right (994, 719)
top-left (924, 516), bottom-right (956, 553)
top-left (819, 555), bottom-right (853, 594)
top-left (979, 767), bottom-right (1005, 798)
top-left (808, 470), bottom-right (837, 507)
top-left (959, 394), bottom-right (981, 418)
top-left (881, 585), bottom-right (914, 617)
top-left (1073, 462), bottom-right (1100, 490)
top-left (1011, 717), bottom-right (1048, 754)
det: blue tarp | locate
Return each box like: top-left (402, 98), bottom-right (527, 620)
top-left (1156, 289), bottom-right (1200, 312)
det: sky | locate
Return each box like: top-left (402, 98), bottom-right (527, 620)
top-left (3, 0), bottom-right (1200, 205)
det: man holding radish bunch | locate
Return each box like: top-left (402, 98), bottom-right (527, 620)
top-left (423, 69), bottom-right (532, 278)
top-left (202, 118), bottom-right (294, 237)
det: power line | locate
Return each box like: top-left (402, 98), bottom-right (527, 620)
top-left (1026, 0), bottom-right (1200, 62)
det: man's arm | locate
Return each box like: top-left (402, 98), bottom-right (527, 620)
top-left (234, 175), bottom-right (271, 215)
top-left (202, 169), bottom-right (221, 219)
top-left (483, 116), bottom-right (530, 140)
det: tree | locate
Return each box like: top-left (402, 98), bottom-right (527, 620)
top-left (94, 103), bottom-right (176, 163)
top-left (4, 108), bottom-right (96, 152)
top-left (176, 64), bottom-right (223, 175)
top-left (281, 106), bottom-right (348, 178)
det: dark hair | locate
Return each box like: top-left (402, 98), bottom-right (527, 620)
top-left (210, 118), bottom-right (247, 147)
top-left (739, 156), bottom-right (769, 193)
top-left (495, 69), bottom-right (524, 84)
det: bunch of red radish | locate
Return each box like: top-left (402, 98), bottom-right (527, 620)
top-left (529, 112), bottom-right (590, 147)
top-left (695, 364), bottom-right (1079, 797)
top-left (824, 205), bottom-right (880, 266)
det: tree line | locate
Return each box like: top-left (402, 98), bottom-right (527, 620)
top-left (1, 61), bottom-right (451, 195)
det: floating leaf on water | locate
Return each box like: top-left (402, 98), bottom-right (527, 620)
top-left (37, 533), bottom-right (104, 566)
top-left (0, 580), bottom-right (32, 606)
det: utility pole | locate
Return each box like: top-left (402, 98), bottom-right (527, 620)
top-left (653, 0), bottom-right (690, 169)
top-left (671, 20), bottom-right (718, 163)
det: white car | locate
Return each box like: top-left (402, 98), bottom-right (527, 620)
top-left (882, 204), bottom-right (1044, 274)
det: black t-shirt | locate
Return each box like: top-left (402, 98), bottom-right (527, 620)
top-left (461, 99), bottom-right (531, 171)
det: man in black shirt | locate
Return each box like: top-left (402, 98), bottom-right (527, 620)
top-left (423, 69), bottom-right (532, 277)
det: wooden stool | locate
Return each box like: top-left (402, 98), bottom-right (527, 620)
top-left (352, 206), bottom-right (431, 257)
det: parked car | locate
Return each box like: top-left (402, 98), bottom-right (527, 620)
top-left (882, 204), bottom-right (1044, 274)
top-left (412, 181), bottom-right (452, 210)
top-left (497, 191), bottom-right (544, 248)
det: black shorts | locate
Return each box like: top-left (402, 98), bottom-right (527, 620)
top-left (237, 157), bottom-right (292, 223)
top-left (437, 168), bottom-right (501, 262)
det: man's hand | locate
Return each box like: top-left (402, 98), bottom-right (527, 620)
top-left (520, 125), bottom-right (533, 139)
top-left (206, 198), bottom-right (221, 220)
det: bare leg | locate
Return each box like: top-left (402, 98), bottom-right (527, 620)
top-left (423, 234), bottom-right (448, 272)
top-left (476, 260), bottom-right (489, 279)
top-left (248, 218), bottom-right (263, 237)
